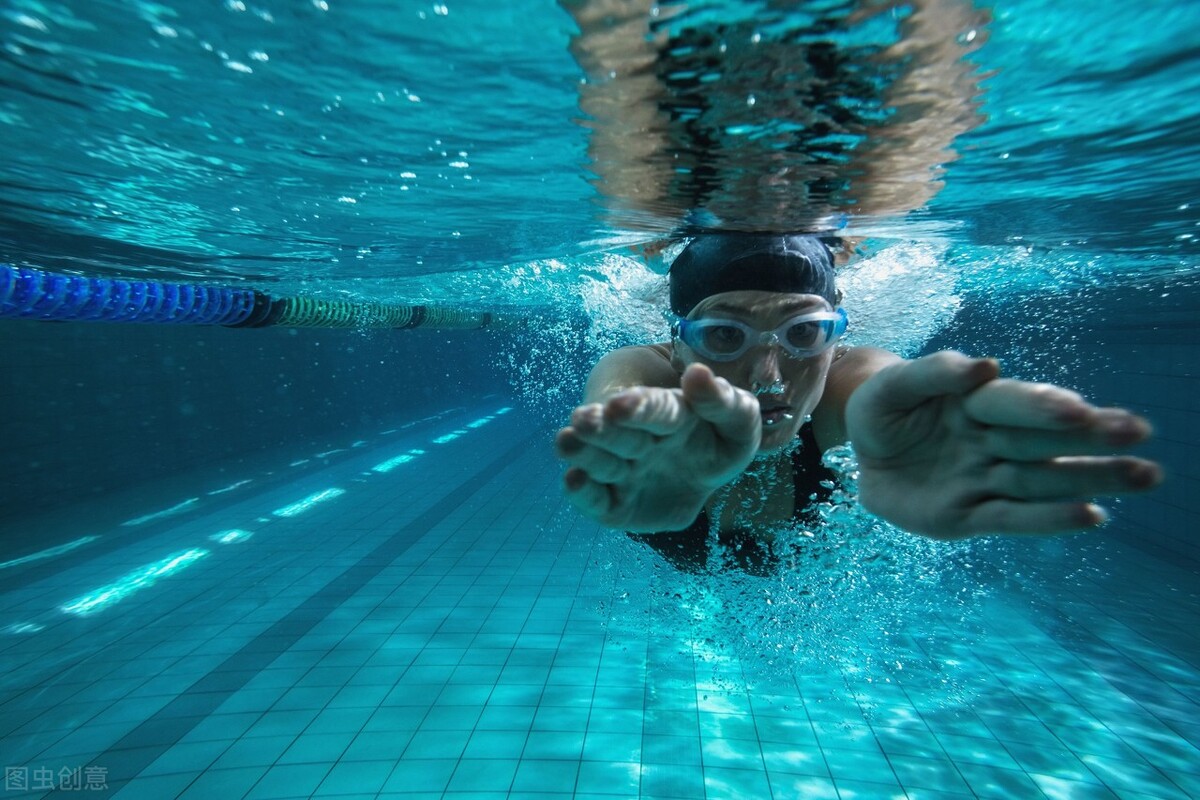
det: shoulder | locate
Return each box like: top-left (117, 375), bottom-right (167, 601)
top-left (828, 346), bottom-right (902, 383)
top-left (583, 342), bottom-right (681, 403)
top-left (812, 346), bottom-right (903, 451)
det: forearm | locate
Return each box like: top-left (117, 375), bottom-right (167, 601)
top-left (581, 344), bottom-right (678, 404)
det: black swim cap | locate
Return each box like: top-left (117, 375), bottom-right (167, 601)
top-left (669, 233), bottom-right (838, 317)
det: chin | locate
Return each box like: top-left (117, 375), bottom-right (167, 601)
top-left (758, 421), bottom-right (800, 452)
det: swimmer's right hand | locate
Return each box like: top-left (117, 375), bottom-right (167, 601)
top-left (554, 363), bottom-right (762, 531)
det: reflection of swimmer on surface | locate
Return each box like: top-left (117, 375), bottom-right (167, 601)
top-left (562, 0), bottom-right (991, 233)
top-left (555, 233), bottom-right (1164, 558)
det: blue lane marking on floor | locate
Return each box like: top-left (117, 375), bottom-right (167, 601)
top-left (47, 430), bottom-right (541, 798)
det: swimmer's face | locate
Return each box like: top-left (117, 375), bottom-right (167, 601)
top-left (672, 290), bottom-right (837, 453)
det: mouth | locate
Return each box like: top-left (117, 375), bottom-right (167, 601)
top-left (759, 402), bottom-right (796, 428)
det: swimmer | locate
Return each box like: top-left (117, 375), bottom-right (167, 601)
top-left (555, 233), bottom-right (1163, 545)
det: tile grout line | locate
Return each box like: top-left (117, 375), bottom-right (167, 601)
top-left (44, 429), bottom-right (542, 799)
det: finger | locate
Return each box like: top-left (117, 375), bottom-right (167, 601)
top-left (983, 410), bottom-right (1154, 460)
top-left (556, 434), bottom-right (632, 484)
top-left (863, 352), bottom-right (999, 413)
top-left (567, 407), bottom-right (657, 459)
top-left (678, 364), bottom-right (761, 444)
top-left (563, 467), bottom-right (614, 517)
top-left (988, 456), bottom-right (1164, 501)
top-left (964, 499), bottom-right (1109, 537)
top-left (602, 387), bottom-right (694, 437)
top-left (554, 426), bottom-right (586, 458)
top-left (963, 379), bottom-right (1099, 430)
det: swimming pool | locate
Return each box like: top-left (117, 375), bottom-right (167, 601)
top-left (1, 0), bottom-right (1198, 798)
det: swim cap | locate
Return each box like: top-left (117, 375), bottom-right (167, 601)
top-left (669, 233), bottom-right (838, 317)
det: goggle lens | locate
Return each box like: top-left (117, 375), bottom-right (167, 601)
top-left (675, 309), bottom-right (847, 362)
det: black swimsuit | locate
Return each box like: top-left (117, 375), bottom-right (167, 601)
top-left (627, 423), bottom-right (836, 575)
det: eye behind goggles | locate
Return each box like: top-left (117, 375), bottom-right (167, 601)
top-left (673, 308), bottom-right (848, 362)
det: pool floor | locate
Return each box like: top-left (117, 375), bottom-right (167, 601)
top-left (0, 402), bottom-right (1197, 799)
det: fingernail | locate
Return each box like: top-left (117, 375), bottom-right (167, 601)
top-left (1045, 389), bottom-right (1087, 423)
top-left (1089, 503), bottom-right (1109, 525)
top-left (1126, 461), bottom-right (1163, 488)
top-left (1106, 416), bottom-right (1145, 445)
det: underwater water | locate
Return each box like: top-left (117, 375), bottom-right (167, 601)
top-left (1, 0), bottom-right (1198, 798)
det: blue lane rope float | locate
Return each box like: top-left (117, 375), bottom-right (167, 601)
top-left (0, 264), bottom-right (257, 325)
top-left (0, 264), bottom-right (527, 330)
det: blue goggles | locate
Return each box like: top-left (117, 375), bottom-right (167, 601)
top-left (672, 308), bottom-right (848, 362)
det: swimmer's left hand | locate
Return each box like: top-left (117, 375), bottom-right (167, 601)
top-left (845, 351), bottom-right (1164, 539)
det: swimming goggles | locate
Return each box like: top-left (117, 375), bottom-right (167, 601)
top-left (672, 308), bottom-right (848, 362)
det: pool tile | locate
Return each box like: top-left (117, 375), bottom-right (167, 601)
top-left (445, 758), bottom-right (518, 792)
top-left (1162, 770), bottom-right (1200, 797)
top-left (700, 736), bottom-right (762, 770)
top-left (523, 730), bottom-right (585, 760)
top-left (698, 712), bottom-right (757, 741)
top-left (436, 683), bottom-right (493, 706)
top-left (363, 706), bottom-right (428, 732)
top-left (1003, 741), bottom-right (1101, 784)
top-left (823, 745), bottom-right (897, 785)
top-left (833, 778), bottom-right (908, 799)
top-left (140, 740), bottom-right (228, 776)
top-left (177, 766), bottom-right (268, 800)
top-left (760, 741), bottom-right (829, 777)
top-left (462, 729), bottom-right (526, 759)
top-left (511, 758), bottom-right (581, 793)
top-left (476, 704), bottom-right (536, 731)
top-left (1080, 755), bottom-right (1192, 799)
top-left (532, 705), bottom-right (590, 732)
top-left (644, 709), bottom-right (699, 735)
top-left (886, 754), bottom-right (973, 795)
top-left (419, 704), bottom-right (483, 730)
top-left (486, 684), bottom-right (544, 706)
top-left (112, 773), bottom-right (197, 799)
top-left (956, 761), bottom-right (1046, 799)
top-left (305, 706), bottom-right (375, 733)
top-left (583, 731), bottom-right (642, 762)
top-left (901, 790), bottom-right (978, 800)
top-left (703, 765), bottom-right (772, 798)
top-left (934, 732), bottom-right (1020, 769)
top-left (811, 720), bottom-right (879, 752)
top-left (243, 763), bottom-right (332, 799)
top-left (642, 733), bottom-right (702, 767)
top-left (1029, 772), bottom-right (1120, 800)
top-left (315, 758), bottom-right (393, 795)
top-left (402, 729), bottom-right (471, 760)
top-left (872, 725), bottom-right (943, 757)
top-left (588, 707), bottom-right (645, 734)
top-left (575, 760), bottom-right (641, 795)
top-left (212, 734), bottom-right (294, 767)
top-left (381, 758), bottom-right (457, 792)
top-left (540, 684), bottom-right (593, 707)
top-left (341, 729), bottom-right (413, 761)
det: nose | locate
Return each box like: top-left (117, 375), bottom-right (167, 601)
top-left (748, 344), bottom-right (784, 392)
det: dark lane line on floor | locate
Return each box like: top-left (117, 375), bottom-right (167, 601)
top-left (53, 429), bottom-right (542, 798)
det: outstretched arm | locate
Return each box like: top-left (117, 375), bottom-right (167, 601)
top-left (843, 352), bottom-right (1163, 539)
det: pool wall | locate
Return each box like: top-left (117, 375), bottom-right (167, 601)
top-left (0, 322), bottom-right (517, 524)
